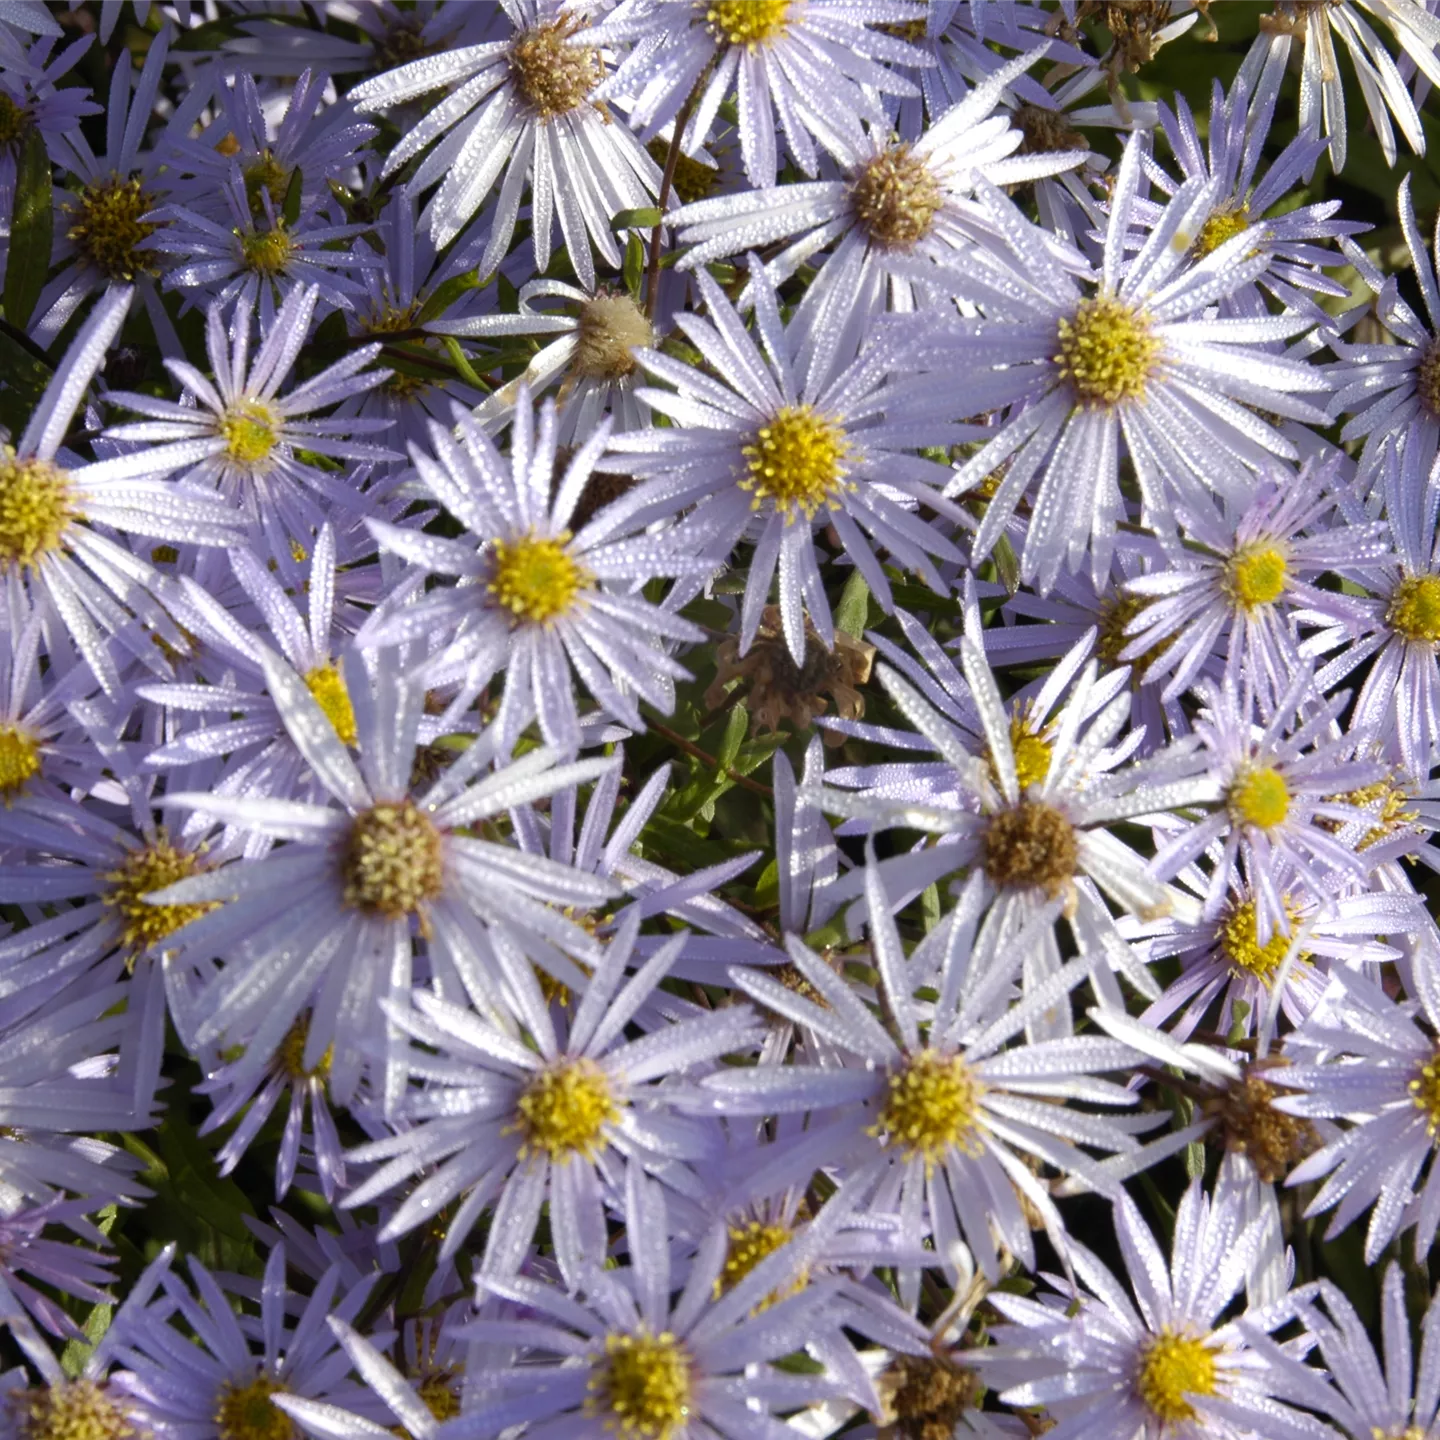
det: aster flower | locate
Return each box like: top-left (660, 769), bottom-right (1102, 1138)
top-left (360, 393), bottom-right (706, 757)
top-left (341, 907), bottom-right (762, 1283)
top-left (586, 0), bottom-right (931, 188)
top-left (604, 263), bottom-right (970, 668)
top-left (707, 857), bottom-right (1154, 1296)
top-left (347, 0), bottom-right (661, 286)
top-left (1274, 953), bottom-right (1440, 1264)
top-left (915, 134), bottom-right (1332, 593)
top-left (152, 648), bottom-right (622, 1109)
top-left (0, 286), bottom-right (240, 693)
top-left (102, 284), bottom-right (397, 564)
top-left (974, 1175), bottom-right (1324, 1440)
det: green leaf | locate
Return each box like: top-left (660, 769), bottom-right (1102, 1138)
top-left (993, 532), bottom-right (1021, 597)
top-left (281, 165), bottom-right (303, 227)
top-left (716, 701), bottom-right (747, 772)
top-left (60, 1301), bottom-right (113, 1379)
top-left (441, 335), bottom-right (489, 391)
top-left (5, 128), bottom-right (53, 332)
top-left (623, 232), bottom-right (645, 301)
top-left (415, 267), bottom-right (485, 326)
top-left (0, 322), bottom-right (53, 438)
top-left (834, 570), bottom-right (870, 639)
top-left (611, 206), bottom-right (663, 231)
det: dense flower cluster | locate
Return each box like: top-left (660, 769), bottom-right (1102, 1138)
top-left (4, 2), bottom-right (1440, 1438)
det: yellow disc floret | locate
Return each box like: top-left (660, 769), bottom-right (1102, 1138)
top-left (0, 450), bottom-right (77, 575)
top-left (304, 664), bottom-right (357, 746)
top-left (103, 836), bottom-right (217, 957)
top-left (66, 174), bottom-right (159, 281)
top-left (1225, 545), bottom-right (1288, 611)
top-left (220, 400), bottom-right (280, 468)
top-left (340, 799), bottom-right (445, 919)
top-left (508, 17), bottom-right (601, 119)
top-left (741, 405), bottom-right (852, 520)
top-left (706, 0), bottom-right (792, 48)
top-left (1217, 899), bottom-right (1306, 981)
top-left (240, 225), bottom-right (294, 276)
top-left (1194, 204), bottom-right (1251, 257)
top-left (1228, 765), bottom-right (1290, 831)
top-left (488, 532), bottom-right (591, 625)
top-left (1410, 1048), bottom-right (1440, 1137)
top-left (1054, 295), bottom-right (1159, 409)
top-left (849, 145), bottom-right (943, 251)
top-left (242, 151), bottom-right (291, 219)
top-left (1006, 714), bottom-right (1053, 792)
top-left (588, 1330), bottom-right (693, 1440)
top-left (1416, 338), bottom-right (1440, 419)
top-left (1136, 1329), bottom-right (1218, 1423)
top-left (215, 1375), bottom-right (293, 1440)
top-left (714, 1220), bottom-right (803, 1308)
top-left (1388, 573), bottom-right (1440, 644)
top-left (872, 1049), bottom-right (982, 1169)
top-left (13, 1380), bottom-right (142, 1440)
top-left (277, 1014), bottom-right (333, 1082)
top-left (980, 801), bottom-right (1079, 895)
top-left (0, 723), bottom-right (41, 801)
top-left (512, 1057), bottom-right (618, 1159)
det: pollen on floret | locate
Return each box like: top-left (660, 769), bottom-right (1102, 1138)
top-left (706, 0), bottom-right (792, 49)
top-left (214, 1373), bottom-right (294, 1440)
top-left (239, 224), bottom-right (294, 276)
top-left (508, 17), bottom-right (601, 120)
top-left (340, 799), bottom-right (445, 919)
top-left (1225, 544), bottom-right (1288, 611)
top-left (66, 174), bottom-right (160, 281)
top-left (849, 145), bottom-right (943, 251)
top-left (0, 723), bottom-right (41, 802)
top-left (572, 293), bottom-right (654, 380)
top-left (1054, 295), bottom-right (1160, 409)
top-left (713, 1219), bottom-right (806, 1310)
top-left (277, 1014), bottom-right (332, 1082)
top-left (741, 405), bottom-right (852, 520)
top-left (980, 801), bottom-right (1079, 895)
top-left (1416, 338), bottom-right (1440, 419)
top-left (1205, 1066), bottom-right (1315, 1182)
top-left (220, 400), bottom-right (280, 468)
top-left (1194, 203), bottom-right (1252, 257)
top-left (871, 1049), bottom-right (983, 1169)
top-left (1410, 1049), bottom-right (1440, 1136)
top-left (512, 1057), bottom-right (618, 1159)
top-left (587, 1330), bottom-right (693, 1440)
top-left (1333, 774), bottom-right (1416, 850)
top-left (995, 713), bottom-right (1052, 793)
top-left (304, 663), bottom-right (357, 746)
top-left (0, 450), bottom-right (78, 575)
top-left (12, 1380), bottom-right (142, 1440)
top-left (104, 836), bottom-right (218, 958)
top-left (1387, 573), bottom-right (1440, 644)
top-left (1136, 1329), bottom-right (1218, 1423)
top-left (488, 532), bottom-right (591, 625)
top-left (242, 150), bottom-right (291, 220)
top-left (647, 139), bottom-right (720, 203)
top-left (413, 1371), bottom-right (461, 1422)
top-left (1228, 765), bottom-right (1290, 831)
top-left (882, 1354), bottom-right (982, 1440)
top-left (1216, 898), bottom-right (1306, 982)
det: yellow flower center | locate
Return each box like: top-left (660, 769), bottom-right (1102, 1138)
top-left (980, 801), bottom-right (1079, 894)
top-left (1054, 295), bottom-right (1159, 409)
top-left (1205, 1068), bottom-right (1316, 1182)
top-left (304, 664), bottom-right (357, 746)
top-left (0, 723), bottom-right (41, 801)
top-left (1416, 338), bottom-right (1440, 419)
top-left (242, 151), bottom-right (291, 220)
top-left (706, 0), bottom-right (792, 48)
top-left (741, 404), bottom-right (852, 520)
top-left (340, 799), bottom-right (445, 919)
top-left (0, 450), bottom-right (77, 574)
top-left (508, 17), bottom-right (601, 119)
top-left (513, 1058), bottom-right (618, 1159)
top-left (849, 145), bottom-right (943, 251)
top-left (1194, 203), bottom-right (1251, 257)
top-left (871, 1049), bottom-right (982, 1168)
top-left (1216, 899), bottom-right (1306, 980)
top-left (573, 293), bottom-right (655, 380)
top-left (1136, 1330), bottom-right (1218, 1423)
top-left (0, 92), bottom-right (29, 150)
top-left (66, 174), bottom-right (159, 281)
top-left (1013, 103), bottom-right (1084, 156)
top-left (14, 1381), bottom-right (142, 1440)
top-left (488, 532), bottom-right (591, 625)
top-left (103, 837), bottom-right (217, 957)
top-left (1336, 776), bottom-right (1416, 850)
top-left (714, 1220), bottom-right (806, 1309)
top-left (588, 1330), bottom-right (693, 1440)
top-left (277, 1015), bottom-right (332, 1081)
top-left (1225, 545), bottom-right (1288, 611)
top-left (1001, 713), bottom-right (1053, 792)
top-left (647, 140), bottom-right (720, 203)
top-left (884, 1355), bottom-right (981, 1440)
top-left (240, 225), bottom-right (294, 276)
top-left (220, 401), bottom-right (280, 467)
top-left (215, 1374), bottom-right (294, 1440)
top-left (1410, 1049), bottom-right (1440, 1137)
top-left (1388, 574), bottom-right (1440, 644)
top-left (1228, 766), bottom-right (1289, 831)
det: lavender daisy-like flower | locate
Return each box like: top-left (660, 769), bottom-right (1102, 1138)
top-left (0, 287), bottom-right (239, 692)
top-left (340, 908), bottom-right (762, 1283)
top-left (152, 649), bottom-right (621, 1108)
top-left (974, 1175), bottom-right (1323, 1440)
top-left (917, 134), bottom-right (1332, 593)
top-left (347, 0), bottom-right (661, 285)
top-left (361, 392), bottom-right (705, 757)
top-left (102, 284), bottom-right (397, 562)
top-left (604, 263), bottom-right (970, 668)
